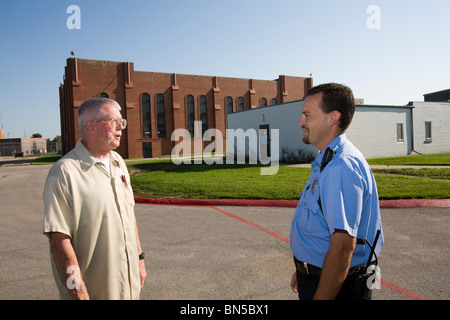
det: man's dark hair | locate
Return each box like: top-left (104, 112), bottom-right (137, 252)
top-left (306, 83), bottom-right (355, 131)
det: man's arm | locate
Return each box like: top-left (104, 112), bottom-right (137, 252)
top-left (50, 232), bottom-right (89, 300)
top-left (313, 229), bottom-right (356, 300)
top-left (135, 217), bottom-right (147, 287)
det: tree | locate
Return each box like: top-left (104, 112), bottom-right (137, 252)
top-left (31, 133), bottom-right (42, 138)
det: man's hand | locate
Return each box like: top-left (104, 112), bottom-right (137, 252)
top-left (290, 271), bottom-right (298, 293)
top-left (139, 260), bottom-right (147, 288)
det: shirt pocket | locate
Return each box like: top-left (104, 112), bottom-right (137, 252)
top-left (118, 174), bottom-right (135, 207)
top-left (300, 190), bottom-right (330, 237)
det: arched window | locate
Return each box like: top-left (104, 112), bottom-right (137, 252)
top-left (186, 95), bottom-right (194, 136)
top-left (260, 98), bottom-right (267, 107)
top-left (156, 94), bottom-right (166, 138)
top-left (237, 97), bottom-right (244, 112)
top-left (99, 92), bottom-right (109, 98)
top-left (142, 93), bottom-right (151, 138)
top-left (271, 98), bottom-right (277, 105)
top-left (200, 95), bottom-right (207, 134)
top-left (226, 96), bottom-right (233, 114)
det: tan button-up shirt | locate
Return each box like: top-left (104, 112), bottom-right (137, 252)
top-left (43, 140), bottom-right (140, 300)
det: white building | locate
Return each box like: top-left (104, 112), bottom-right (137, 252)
top-left (226, 99), bottom-right (450, 161)
top-left (409, 101), bottom-right (450, 154)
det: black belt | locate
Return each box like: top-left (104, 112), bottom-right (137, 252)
top-left (294, 256), bottom-right (366, 277)
top-left (294, 256), bottom-right (322, 276)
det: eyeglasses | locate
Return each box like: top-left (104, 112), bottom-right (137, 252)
top-left (93, 118), bottom-right (127, 129)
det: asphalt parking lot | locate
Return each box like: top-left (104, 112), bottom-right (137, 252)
top-left (0, 164), bottom-right (449, 301)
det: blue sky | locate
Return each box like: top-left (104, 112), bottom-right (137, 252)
top-left (0, 0), bottom-right (449, 140)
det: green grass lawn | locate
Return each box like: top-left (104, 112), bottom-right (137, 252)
top-left (32, 152), bottom-right (450, 200)
top-left (367, 152), bottom-right (450, 165)
top-left (368, 152), bottom-right (450, 199)
top-left (373, 173), bottom-right (450, 199)
top-left (127, 158), bottom-right (450, 200)
top-left (30, 154), bottom-right (62, 165)
top-left (128, 161), bottom-right (308, 200)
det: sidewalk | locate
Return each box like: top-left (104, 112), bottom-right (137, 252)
top-left (0, 156), bottom-right (38, 167)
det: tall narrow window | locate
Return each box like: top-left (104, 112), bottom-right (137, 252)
top-left (186, 95), bottom-right (194, 136)
top-left (156, 93), bottom-right (166, 138)
top-left (271, 98), bottom-right (277, 105)
top-left (397, 123), bottom-right (404, 142)
top-left (425, 121), bottom-right (432, 142)
top-left (142, 93), bottom-right (151, 138)
top-left (237, 97), bottom-right (244, 112)
top-left (226, 96), bottom-right (233, 114)
top-left (200, 95), bottom-right (207, 134)
top-left (260, 98), bottom-right (267, 107)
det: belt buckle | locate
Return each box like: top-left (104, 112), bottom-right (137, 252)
top-left (303, 262), bottom-right (310, 275)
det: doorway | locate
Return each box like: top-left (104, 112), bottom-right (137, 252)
top-left (259, 124), bottom-right (270, 159)
top-left (143, 142), bottom-right (152, 158)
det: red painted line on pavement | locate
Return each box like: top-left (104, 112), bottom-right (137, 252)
top-left (209, 205), bottom-right (429, 301)
top-left (380, 279), bottom-right (428, 300)
top-left (209, 206), bottom-right (291, 243)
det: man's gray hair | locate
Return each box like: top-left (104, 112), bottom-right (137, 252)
top-left (78, 98), bottom-right (122, 136)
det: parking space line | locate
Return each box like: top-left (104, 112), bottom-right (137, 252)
top-left (380, 279), bottom-right (428, 300)
top-left (209, 205), bottom-right (429, 301)
top-left (209, 206), bottom-right (290, 243)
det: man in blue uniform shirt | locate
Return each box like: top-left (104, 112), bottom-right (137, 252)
top-left (290, 83), bottom-right (383, 300)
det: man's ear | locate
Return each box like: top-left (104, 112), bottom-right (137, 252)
top-left (328, 110), bottom-right (341, 128)
top-left (85, 121), bottom-right (96, 135)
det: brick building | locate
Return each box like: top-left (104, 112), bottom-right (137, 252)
top-left (0, 138), bottom-right (47, 157)
top-left (59, 58), bottom-right (312, 158)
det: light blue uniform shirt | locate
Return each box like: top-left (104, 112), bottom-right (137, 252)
top-left (290, 134), bottom-right (383, 268)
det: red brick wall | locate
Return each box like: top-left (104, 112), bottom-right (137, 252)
top-left (60, 58), bottom-right (311, 158)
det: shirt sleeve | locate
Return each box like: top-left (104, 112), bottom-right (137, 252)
top-left (43, 167), bottom-right (73, 239)
top-left (321, 159), bottom-right (365, 238)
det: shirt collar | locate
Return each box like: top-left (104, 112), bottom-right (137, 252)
top-left (74, 140), bottom-right (121, 171)
top-left (325, 133), bottom-right (347, 154)
top-left (312, 133), bottom-right (347, 169)
top-left (109, 150), bottom-right (121, 168)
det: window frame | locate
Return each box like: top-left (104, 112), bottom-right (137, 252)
top-left (199, 95), bottom-right (208, 135)
top-left (141, 93), bottom-right (151, 138)
top-left (237, 97), bottom-right (244, 112)
top-left (425, 121), bottom-right (432, 142)
top-left (186, 95), bottom-right (195, 136)
top-left (156, 93), bottom-right (166, 138)
top-left (396, 123), bottom-right (404, 142)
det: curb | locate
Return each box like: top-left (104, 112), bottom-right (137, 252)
top-left (134, 197), bottom-right (297, 208)
top-left (378, 198), bottom-right (450, 208)
top-left (1, 163), bottom-right (31, 167)
top-left (135, 197), bottom-right (450, 208)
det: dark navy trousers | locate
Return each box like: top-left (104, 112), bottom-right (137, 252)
top-left (296, 270), bottom-right (373, 300)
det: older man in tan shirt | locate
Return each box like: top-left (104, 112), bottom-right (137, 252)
top-left (43, 98), bottom-right (147, 299)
